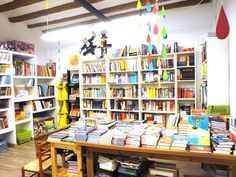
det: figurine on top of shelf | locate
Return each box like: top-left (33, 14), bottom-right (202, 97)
top-left (79, 31), bottom-right (97, 56)
top-left (98, 30), bottom-right (112, 58)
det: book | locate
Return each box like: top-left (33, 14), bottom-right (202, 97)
top-left (189, 146), bottom-right (211, 153)
top-left (187, 115), bottom-right (210, 146)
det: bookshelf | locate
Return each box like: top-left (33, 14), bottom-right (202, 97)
top-left (0, 49), bottom-right (56, 144)
top-left (79, 52), bottom-right (200, 122)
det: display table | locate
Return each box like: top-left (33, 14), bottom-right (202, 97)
top-left (48, 140), bottom-right (236, 177)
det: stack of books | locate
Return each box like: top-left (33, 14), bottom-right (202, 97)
top-left (125, 128), bottom-right (145, 147)
top-left (178, 120), bottom-right (188, 134)
top-left (211, 135), bottom-right (234, 154)
top-left (98, 154), bottom-right (118, 172)
top-left (67, 160), bottom-right (78, 175)
top-left (48, 131), bottom-right (69, 141)
top-left (99, 131), bottom-right (113, 145)
top-left (147, 162), bottom-right (177, 177)
top-left (87, 129), bottom-right (107, 143)
top-left (74, 127), bottom-right (94, 142)
top-left (141, 125), bottom-right (161, 148)
top-left (189, 146), bottom-right (211, 153)
top-left (171, 134), bottom-right (188, 150)
top-left (117, 158), bottom-right (144, 176)
top-left (209, 116), bottom-right (227, 131)
top-left (156, 137), bottom-right (172, 149)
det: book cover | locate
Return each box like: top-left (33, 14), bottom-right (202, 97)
top-left (187, 115), bottom-right (210, 146)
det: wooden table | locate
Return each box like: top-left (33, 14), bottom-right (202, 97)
top-left (76, 142), bottom-right (236, 177)
top-left (48, 140), bottom-right (236, 177)
top-left (47, 140), bottom-right (83, 177)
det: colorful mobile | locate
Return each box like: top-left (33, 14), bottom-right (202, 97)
top-left (161, 6), bottom-right (165, 18)
top-left (137, 0), bottom-right (142, 10)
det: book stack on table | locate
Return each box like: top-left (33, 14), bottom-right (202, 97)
top-left (141, 125), bottom-right (161, 148)
top-left (170, 134), bottom-right (188, 150)
top-left (125, 128), bottom-right (145, 147)
top-left (87, 129), bottom-right (107, 143)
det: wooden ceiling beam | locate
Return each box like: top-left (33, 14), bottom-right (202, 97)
top-left (75, 0), bottom-right (109, 22)
top-left (0, 0), bottom-right (45, 13)
top-left (42, 0), bottom-right (211, 33)
top-left (28, 0), bottom-right (170, 28)
top-left (8, 0), bottom-right (104, 23)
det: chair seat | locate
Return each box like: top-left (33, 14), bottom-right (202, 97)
top-left (24, 158), bottom-right (51, 172)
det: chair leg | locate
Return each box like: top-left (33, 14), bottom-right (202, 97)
top-left (21, 167), bottom-right (25, 177)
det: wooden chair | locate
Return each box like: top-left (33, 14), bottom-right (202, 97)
top-left (21, 141), bottom-right (51, 177)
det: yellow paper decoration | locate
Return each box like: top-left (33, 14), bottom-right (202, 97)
top-left (156, 34), bottom-right (161, 43)
top-left (137, 0), bottom-right (142, 10)
top-left (45, 0), bottom-right (49, 9)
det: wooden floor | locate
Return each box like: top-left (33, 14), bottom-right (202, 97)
top-left (0, 141), bottom-right (36, 177)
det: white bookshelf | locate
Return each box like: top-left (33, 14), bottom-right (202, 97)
top-left (79, 52), bottom-right (200, 121)
top-left (0, 49), bottom-right (57, 144)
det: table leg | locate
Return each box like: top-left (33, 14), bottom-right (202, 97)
top-left (86, 149), bottom-right (94, 177)
top-left (229, 166), bottom-right (236, 177)
top-left (50, 144), bottom-right (58, 177)
top-left (77, 146), bottom-right (83, 177)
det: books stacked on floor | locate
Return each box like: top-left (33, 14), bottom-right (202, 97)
top-left (117, 158), bottom-right (144, 176)
top-left (211, 135), bottom-right (234, 154)
top-left (74, 127), bottom-right (95, 142)
top-left (178, 120), bottom-right (188, 135)
top-left (125, 128), bottom-right (145, 147)
top-left (187, 115), bottom-right (211, 153)
top-left (156, 137), bottom-right (172, 149)
top-left (141, 125), bottom-right (161, 148)
top-left (98, 154), bottom-right (118, 172)
top-left (147, 162), bottom-right (178, 177)
top-left (87, 129), bottom-right (107, 143)
top-left (67, 160), bottom-right (78, 175)
top-left (171, 134), bottom-right (188, 150)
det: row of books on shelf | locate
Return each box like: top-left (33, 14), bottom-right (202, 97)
top-left (109, 74), bottom-right (137, 84)
top-left (0, 76), bottom-right (11, 85)
top-left (0, 64), bottom-right (10, 73)
top-left (141, 58), bottom-right (174, 70)
top-left (83, 75), bottom-right (106, 84)
top-left (142, 101), bottom-right (175, 112)
top-left (177, 88), bottom-right (195, 98)
top-left (33, 116), bottom-right (55, 136)
top-left (32, 99), bottom-right (55, 111)
top-left (109, 60), bottom-right (137, 71)
top-left (14, 60), bottom-right (35, 76)
top-left (83, 100), bottom-right (107, 109)
top-left (110, 86), bottom-right (138, 98)
top-left (0, 52), bottom-right (10, 63)
top-left (142, 71), bottom-right (175, 83)
top-left (112, 48), bottom-right (126, 57)
top-left (0, 114), bottom-right (8, 130)
top-left (0, 87), bottom-right (11, 96)
top-left (177, 55), bottom-right (194, 66)
top-left (82, 62), bottom-right (106, 73)
top-left (37, 63), bottom-right (56, 77)
top-left (37, 85), bottom-right (54, 97)
top-left (177, 68), bottom-right (195, 80)
top-left (141, 87), bottom-right (174, 99)
top-left (111, 100), bottom-right (139, 111)
top-left (83, 88), bottom-right (106, 98)
top-left (0, 100), bottom-right (9, 109)
top-left (111, 112), bottom-right (138, 120)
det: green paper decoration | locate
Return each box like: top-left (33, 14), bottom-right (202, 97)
top-left (163, 70), bottom-right (168, 81)
top-left (162, 46), bottom-right (167, 58)
top-left (137, 0), bottom-right (142, 10)
top-left (162, 26), bottom-right (167, 39)
top-left (161, 6), bottom-right (165, 18)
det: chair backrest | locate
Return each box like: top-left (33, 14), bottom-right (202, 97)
top-left (37, 141), bottom-right (51, 176)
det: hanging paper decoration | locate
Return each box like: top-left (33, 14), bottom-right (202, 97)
top-left (152, 4), bottom-right (157, 14)
top-left (162, 46), bottom-right (167, 58)
top-left (147, 22), bottom-right (151, 32)
top-left (216, 5), bottom-right (230, 40)
top-left (45, 0), bottom-right (49, 9)
top-left (148, 52), bottom-right (152, 63)
top-left (137, 0), bottom-right (142, 10)
top-left (146, 2), bottom-right (152, 13)
top-left (162, 26), bottom-right (168, 39)
top-left (150, 61), bottom-right (154, 71)
top-left (146, 0), bottom-right (149, 5)
top-left (148, 43), bottom-right (153, 52)
top-left (161, 6), bottom-right (165, 18)
top-left (163, 70), bottom-right (168, 81)
top-left (156, 34), bottom-right (161, 43)
top-left (153, 24), bottom-right (158, 35)
top-left (147, 33), bottom-right (151, 43)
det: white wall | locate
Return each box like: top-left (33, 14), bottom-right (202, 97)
top-left (0, 13), bottom-right (48, 64)
top-left (224, 1), bottom-right (236, 115)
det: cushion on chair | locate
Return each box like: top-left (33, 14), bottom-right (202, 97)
top-left (24, 158), bottom-right (51, 172)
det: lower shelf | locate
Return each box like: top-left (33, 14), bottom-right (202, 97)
top-left (57, 167), bottom-right (78, 177)
top-left (0, 127), bottom-right (13, 135)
